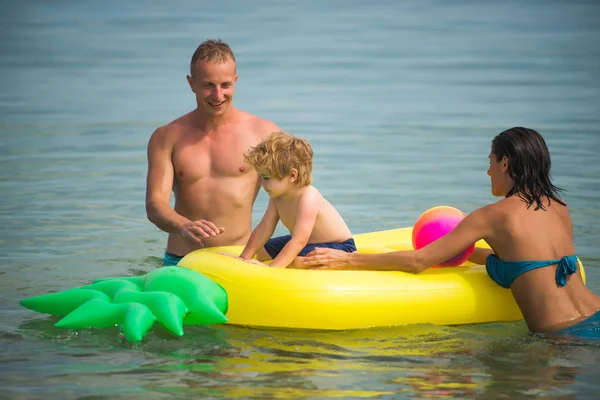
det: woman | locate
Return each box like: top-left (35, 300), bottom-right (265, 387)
top-left (293, 127), bottom-right (600, 336)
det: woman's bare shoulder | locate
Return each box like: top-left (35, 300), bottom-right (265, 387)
top-left (473, 198), bottom-right (510, 220)
top-left (464, 199), bottom-right (515, 238)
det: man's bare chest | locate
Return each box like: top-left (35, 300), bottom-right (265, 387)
top-left (172, 137), bottom-right (255, 183)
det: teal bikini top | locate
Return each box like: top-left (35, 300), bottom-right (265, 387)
top-left (485, 254), bottom-right (578, 289)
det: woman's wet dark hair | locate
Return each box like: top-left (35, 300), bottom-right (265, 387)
top-left (491, 127), bottom-right (565, 210)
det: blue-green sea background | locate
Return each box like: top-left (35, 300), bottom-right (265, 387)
top-left (1, 1), bottom-right (600, 399)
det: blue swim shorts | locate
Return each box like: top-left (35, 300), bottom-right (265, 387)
top-left (264, 235), bottom-right (357, 259)
top-left (551, 311), bottom-right (600, 340)
top-left (163, 251), bottom-right (184, 266)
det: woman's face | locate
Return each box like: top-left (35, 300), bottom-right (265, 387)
top-left (487, 151), bottom-right (512, 197)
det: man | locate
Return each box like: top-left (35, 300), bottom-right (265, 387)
top-left (146, 39), bottom-right (280, 265)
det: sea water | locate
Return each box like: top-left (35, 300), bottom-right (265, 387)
top-left (1, 1), bottom-right (600, 398)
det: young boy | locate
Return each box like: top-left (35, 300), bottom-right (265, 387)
top-left (236, 131), bottom-right (356, 268)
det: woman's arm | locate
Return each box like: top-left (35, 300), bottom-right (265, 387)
top-left (240, 200), bottom-right (280, 259)
top-left (269, 190), bottom-right (320, 268)
top-left (468, 247), bottom-right (494, 265)
top-left (296, 207), bottom-right (491, 272)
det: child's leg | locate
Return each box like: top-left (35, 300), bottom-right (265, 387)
top-left (288, 256), bottom-right (306, 268)
top-left (261, 235), bottom-right (292, 261)
top-left (255, 247), bottom-right (272, 262)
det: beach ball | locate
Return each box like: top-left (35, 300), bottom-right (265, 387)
top-left (412, 206), bottom-right (475, 267)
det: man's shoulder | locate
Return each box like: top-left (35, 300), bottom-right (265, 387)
top-left (151, 113), bottom-right (192, 139)
top-left (163, 113), bottom-right (194, 132)
top-left (148, 113), bottom-right (192, 149)
top-left (236, 109), bottom-right (279, 137)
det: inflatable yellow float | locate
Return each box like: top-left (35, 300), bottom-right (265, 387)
top-left (20, 226), bottom-right (586, 341)
top-left (180, 226), bottom-right (578, 330)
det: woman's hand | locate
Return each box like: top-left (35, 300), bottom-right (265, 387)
top-left (290, 248), bottom-right (356, 270)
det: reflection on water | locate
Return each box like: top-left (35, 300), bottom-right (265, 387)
top-left (5, 320), bottom-right (599, 398)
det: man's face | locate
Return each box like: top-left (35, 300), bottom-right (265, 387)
top-left (188, 57), bottom-right (238, 116)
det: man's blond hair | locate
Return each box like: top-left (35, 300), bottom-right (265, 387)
top-left (244, 131), bottom-right (313, 186)
top-left (190, 39), bottom-right (236, 76)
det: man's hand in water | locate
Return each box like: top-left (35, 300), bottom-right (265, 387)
top-left (179, 220), bottom-right (225, 245)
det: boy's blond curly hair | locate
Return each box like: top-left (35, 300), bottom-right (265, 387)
top-left (244, 131), bottom-right (313, 186)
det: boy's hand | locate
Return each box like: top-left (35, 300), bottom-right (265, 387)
top-left (217, 252), bottom-right (243, 260)
top-left (244, 259), bottom-right (268, 266)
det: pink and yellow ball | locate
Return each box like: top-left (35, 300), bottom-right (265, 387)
top-left (412, 206), bottom-right (475, 267)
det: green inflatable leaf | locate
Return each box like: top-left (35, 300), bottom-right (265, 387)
top-left (113, 291), bottom-right (187, 336)
top-left (20, 266), bottom-right (229, 342)
top-left (142, 267), bottom-right (228, 324)
top-left (19, 288), bottom-right (111, 315)
top-left (80, 279), bottom-right (142, 299)
top-left (55, 299), bottom-right (156, 342)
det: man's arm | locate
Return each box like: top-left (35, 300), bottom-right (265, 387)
top-left (145, 126), bottom-right (223, 245)
top-left (145, 126), bottom-right (189, 234)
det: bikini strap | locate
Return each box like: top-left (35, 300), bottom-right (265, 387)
top-left (555, 256), bottom-right (578, 287)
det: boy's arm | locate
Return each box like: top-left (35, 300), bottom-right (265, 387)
top-left (270, 191), bottom-right (319, 268)
top-left (240, 200), bottom-right (280, 259)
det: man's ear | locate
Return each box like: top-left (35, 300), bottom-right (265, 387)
top-left (186, 75), bottom-right (195, 93)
